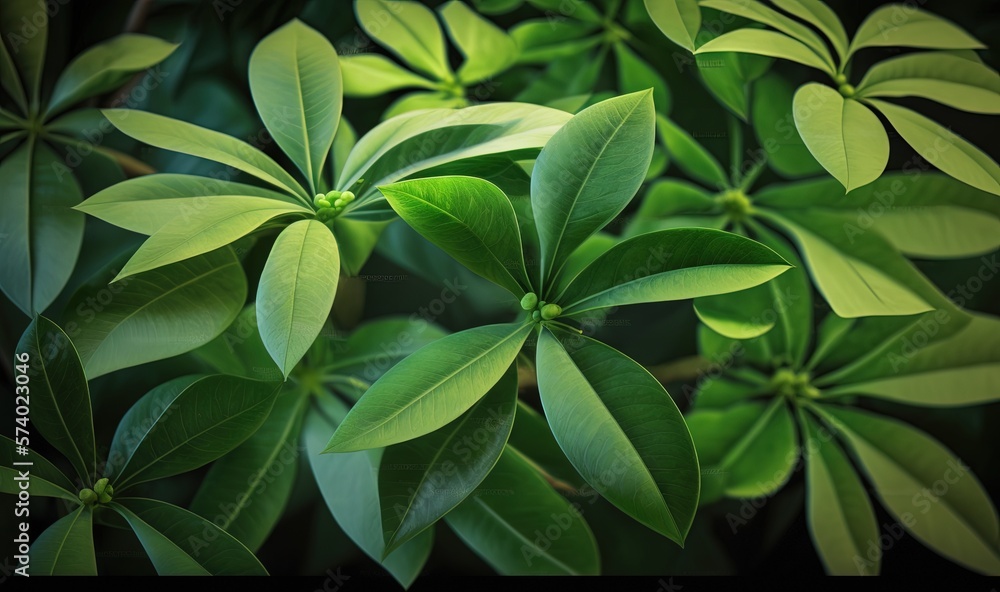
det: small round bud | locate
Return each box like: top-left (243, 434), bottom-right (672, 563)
top-left (838, 83), bottom-right (855, 98)
top-left (834, 73), bottom-right (847, 85)
top-left (531, 310), bottom-right (542, 322)
top-left (313, 194), bottom-right (326, 207)
top-left (94, 478), bottom-right (110, 494)
top-left (79, 488), bottom-right (98, 505)
top-left (325, 190), bottom-right (343, 200)
top-left (333, 199), bottom-right (345, 208)
top-left (540, 303), bottom-right (562, 320)
top-left (520, 292), bottom-right (538, 311)
top-left (98, 491), bottom-right (113, 504)
top-left (317, 198), bottom-right (332, 209)
top-left (340, 191), bottom-right (356, 204)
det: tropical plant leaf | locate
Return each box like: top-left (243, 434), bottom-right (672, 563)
top-left (31, 507), bottom-right (96, 575)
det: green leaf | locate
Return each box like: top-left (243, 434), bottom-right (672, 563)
top-left (557, 228), bottom-right (790, 315)
top-left (531, 91), bottom-right (655, 288)
top-left (17, 316), bottom-right (96, 484)
top-left (107, 375), bottom-right (280, 489)
top-left (632, 179), bottom-right (717, 222)
top-left (792, 84), bottom-right (888, 191)
top-left (67, 248), bottom-right (247, 378)
top-left (76, 174), bottom-right (300, 235)
top-left (507, 401), bottom-right (584, 489)
top-left (814, 405), bottom-right (1000, 575)
top-left (656, 114), bottom-right (728, 189)
top-left (800, 410), bottom-right (880, 575)
top-left (31, 507), bottom-right (96, 575)
top-left (614, 42), bottom-right (671, 113)
top-left (325, 323), bottom-right (532, 451)
top-left (440, 0), bottom-right (518, 84)
top-left (249, 19), bottom-right (341, 193)
top-left (695, 29), bottom-right (832, 73)
top-left (535, 329), bottom-right (699, 543)
top-left (382, 90), bottom-right (468, 119)
top-left (0, 0), bottom-right (47, 106)
top-left (0, 31), bottom-right (28, 112)
top-left (304, 398), bottom-right (432, 588)
top-left (856, 53), bottom-right (1000, 114)
top-left (751, 73), bottom-right (823, 177)
top-left (356, 0), bottom-right (451, 80)
top-left (191, 304), bottom-right (282, 381)
top-left (866, 99), bottom-right (1000, 196)
top-left (331, 117), bottom-right (356, 187)
top-left (190, 388), bottom-right (308, 551)
top-left (691, 373), bottom-right (769, 410)
top-left (113, 498), bottom-right (268, 575)
top-left (698, 51), bottom-right (773, 121)
top-left (115, 197), bottom-right (309, 280)
top-left (321, 316), bottom-right (449, 382)
top-left (445, 446), bottom-right (600, 575)
top-left (379, 176), bottom-right (531, 296)
top-left (848, 5), bottom-right (985, 58)
top-left (644, 0), bottom-right (701, 52)
top-left (380, 362), bottom-right (517, 555)
top-left (47, 34), bottom-right (177, 116)
top-left (695, 297), bottom-right (775, 339)
top-left (771, 0), bottom-right (849, 62)
top-left (340, 54), bottom-right (436, 97)
top-left (257, 220), bottom-right (340, 378)
top-left (509, 19), bottom-right (599, 63)
top-left (0, 141), bottom-right (85, 316)
top-left (1, 436), bottom-right (77, 501)
top-left (103, 109), bottom-right (307, 200)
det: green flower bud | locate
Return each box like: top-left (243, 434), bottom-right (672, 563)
top-left (540, 303), bottom-right (562, 320)
top-left (340, 191), bottom-right (356, 204)
top-left (325, 190), bottom-right (343, 200)
top-left (333, 199), bottom-right (345, 208)
top-left (834, 73), bottom-right (847, 85)
top-left (520, 292), bottom-right (538, 311)
top-left (94, 478), bottom-right (110, 495)
top-left (98, 491), bottom-right (113, 504)
top-left (313, 194), bottom-right (327, 207)
top-left (317, 198), bottom-right (332, 209)
top-left (838, 83), bottom-right (855, 98)
top-left (531, 310), bottom-right (542, 322)
top-left (79, 488), bottom-right (98, 505)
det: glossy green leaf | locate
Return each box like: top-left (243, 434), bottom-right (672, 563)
top-left (326, 323), bottom-right (532, 451)
top-left (249, 19), bottom-right (341, 192)
top-left (382, 90), bottom-right (468, 119)
top-left (113, 498), bottom-right (268, 575)
top-left (535, 329), bottom-right (699, 543)
top-left (848, 6), bottom-right (985, 57)
top-left (0, 142), bottom-right (84, 316)
top-left (694, 297), bottom-right (775, 339)
top-left (531, 91), bottom-right (655, 288)
top-left (31, 507), bottom-right (96, 575)
top-left (0, 0), bottom-right (47, 105)
top-left (440, 0), bottom-right (518, 84)
top-left (698, 51), bottom-right (773, 121)
top-left (107, 375), bottom-right (280, 489)
top-left (340, 54), bottom-right (436, 97)
top-left (509, 19), bottom-right (599, 63)
top-left (190, 388), bottom-right (308, 551)
top-left (0, 436), bottom-right (77, 501)
top-left (557, 228), bottom-right (790, 315)
top-left (258, 220), bottom-right (340, 378)
top-left (0, 28), bottom-right (28, 112)
top-left (771, 0), bottom-right (849, 62)
top-left (751, 73), bottom-right (823, 177)
top-left (793, 84), bottom-right (888, 191)
top-left (103, 109), bottom-right (307, 200)
top-left (47, 34), bottom-right (177, 115)
top-left (800, 410), bottom-right (880, 575)
top-left (867, 99), bottom-right (1000, 196)
top-left (656, 114), bottom-right (728, 189)
top-left (191, 304), bottom-right (281, 381)
top-left (356, 0), bottom-right (451, 81)
top-left (614, 42), bottom-right (671, 113)
top-left (631, 179), bottom-right (717, 223)
top-left (691, 374), bottom-right (769, 410)
top-left (320, 316), bottom-right (449, 382)
top-left (507, 401), bottom-right (584, 488)
top-left (17, 316), bottom-right (96, 483)
top-left (695, 29), bottom-right (832, 73)
top-left (644, 0), bottom-right (701, 52)
top-left (380, 362), bottom-right (517, 554)
top-left (856, 53), bottom-right (1000, 114)
top-left (445, 446), bottom-right (600, 575)
top-left (67, 247), bottom-right (247, 378)
top-left (816, 405), bottom-right (1000, 575)
top-left (76, 174), bottom-right (300, 235)
top-left (379, 176), bottom-right (531, 296)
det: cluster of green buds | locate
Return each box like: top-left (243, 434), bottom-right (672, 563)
top-left (770, 368), bottom-right (820, 400)
top-left (717, 188), bottom-right (752, 222)
top-left (79, 478), bottom-right (114, 506)
top-left (834, 73), bottom-right (855, 98)
top-left (314, 190), bottom-right (356, 226)
top-left (520, 292), bottom-right (562, 323)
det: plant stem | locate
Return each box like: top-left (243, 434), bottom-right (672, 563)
top-left (728, 113), bottom-right (743, 186)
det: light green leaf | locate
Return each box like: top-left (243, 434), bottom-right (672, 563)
top-left (848, 5), bottom-right (985, 58)
top-left (867, 99), bottom-right (1000, 196)
top-left (695, 297), bottom-right (775, 339)
top-left (531, 91), bottom-right (655, 288)
top-left (751, 73), bottom-right (823, 177)
top-left (698, 51), bottom-right (773, 121)
top-left (815, 405), bottom-right (1000, 575)
top-left (800, 410), bottom-right (880, 575)
top-left (113, 498), bottom-right (268, 575)
top-left (380, 362), bottom-right (517, 555)
top-left (0, 436), bottom-right (77, 501)
top-left (440, 0), bottom-right (518, 84)
top-left (382, 90), bottom-right (467, 119)
top-left (17, 316), bottom-right (96, 484)
top-left (631, 179), bottom-right (717, 223)
top-left (695, 29), bottom-right (832, 73)
top-left (856, 53), bottom-right (1000, 114)
top-left (103, 109), bottom-right (307, 200)
top-left (0, 141), bottom-right (85, 316)
top-left (257, 220), bottom-right (340, 378)
top-left (0, 0), bottom-right (47, 106)
top-left (356, 0), bottom-right (451, 80)
top-left (614, 42), bottom-right (671, 113)
top-left (340, 54), bottom-right (437, 97)
top-left (107, 375), bottom-right (280, 489)
top-left (190, 387), bottom-right (308, 551)
top-left (509, 19), bottom-right (599, 63)
top-left (331, 117), bottom-right (356, 187)
top-left (379, 176), bottom-right (531, 296)
top-left (68, 248), bottom-right (247, 379)
top-left (771, 0), bottom-right (849, 62)
top-left (656, 114), bottom-right (728, 188)
top-left (47, 34), bottom-right (178, 116)
top-left (249, 19), bottom-right (341, 192)
top-left (557, 228), bottom-right (790, 315)
top-left (325, 323), bottom-right (532, 451)
top-left (793, 83), bottom-right (888, 191)
top-left (535, 329), bottom-right (699, 543)
top-left (866, 205), bottom-right (1000, 259)
top-left (644, 0), bottom-right (701, 52)
top-left (31, 507), bottom-right (96, 575)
